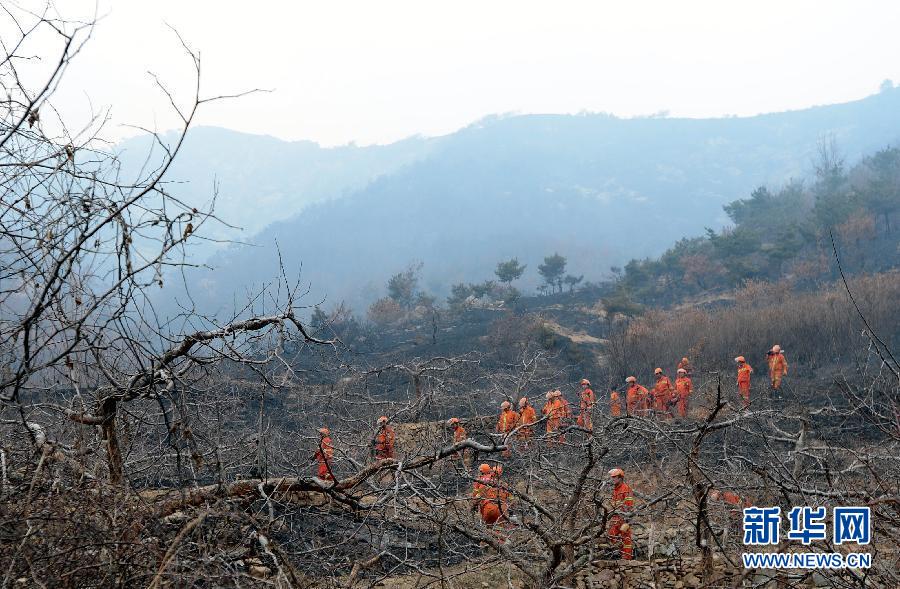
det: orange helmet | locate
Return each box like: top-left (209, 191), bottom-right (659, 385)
top-left (772, 344), bottom-right (781, 353)
top-left (608, 468), bottom-right (625, 478)
top-left (447, 417), bottom-right (459, 426)
top-left (377, 416), bottom-right (388, 425)
top-left (654, 367), bottom-right (663, 375)
top-left (677, 368), bottom-right (686, 374)
top-left (519, 397), bottom-right (528, 407)
top-left (625, 376), bottom-right (636, 383)
top-left (735, 356), bottom-right (745, 363)
top-left (681, 357), bottom-right (689, 363)
top-left (318, 427), bottom-right (329, 436)
top-left (500, 400), bottom-right (511, 410)
top-left (580, 378), bottom-right (590, 386)
top-left (478, 463), bottom-right (492, 474)
top-left (610, 391), bottom-right (619, 399)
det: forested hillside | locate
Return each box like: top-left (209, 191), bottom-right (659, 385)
top-left (614, 143), bottom-right (900, 305)
top-left (163, 88), bottom-right (900, 314)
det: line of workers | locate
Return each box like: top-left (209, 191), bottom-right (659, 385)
top-left (313, 346), bottom-right (788, 477)
top-left (313, 347), bottom-right (785, 556)
top-left (487, 344), bottom-right (788, 444)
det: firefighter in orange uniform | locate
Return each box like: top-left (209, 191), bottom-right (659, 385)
top-left (735, 356), bottom-right (753, 408)
top-left (767, 344), bottom-right (788, 393)
top-left (541, 391), bottom-right (554, 422)
top-left (651, 368), bottom-right (675, 418)
top-left (610, 389), bottom-right (622, 417)
top-left (517, 397), bottom-right (537, 445)
top-left (674, 368), bottom-right (693, 418)
top-left (677, 357), bottom-right (693, 377)
top-left (314, 427), bottom-right (334, 480)
top-left (472, 463), bottom-right (493, 507)
top-left (608, 468), bottom-right (635, 560)
top-left (373, 416), bottom-right (395, 460)
top-left (625, 376), bottom-right (650, 416)
top-left (473, 464), bottom-right (509, 529)
top-left (496, 401), bottom-right (519, 456)
top-left (577, 378), bottom-right (596, 430)
top-left (543, 391), bottom-right (559, 443)
top-left (448, 417), bottom-right (469, 466)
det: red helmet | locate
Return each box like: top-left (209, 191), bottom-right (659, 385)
top-left (478, 463), bottom-right (492, 474)
top-left (500, 400), bottom-right (511, 410)
top-left (377, 416), bottom-right (388, 425)
top-left (735, 356), bottom-right (745, 363)
top-left (518, 397), bottom-right (528, 407)
top-left (654, 367), bottom-right (663, 375)
top-left (447, 417), bottom-right (459, 426)
top-left (677, 368), bottom-right (686, 374)
top-left (318, 427), bottom-right (330, 436)
top-left (625, 376), bottom-right (636, 383)
top-left (609, 468), bottom-right (624, 478)
top-left (580, 378), bottom-right (590, 386)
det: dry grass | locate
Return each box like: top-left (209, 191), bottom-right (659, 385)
top-left (614, 272), bottom-right (900, 376)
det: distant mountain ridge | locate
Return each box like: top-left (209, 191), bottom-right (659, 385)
top-left (148, 88), bottom-right (900, 315)
top-left (116, 126), bottom-right (434, 260)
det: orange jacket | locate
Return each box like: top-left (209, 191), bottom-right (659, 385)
top-left (737, 363), bottom-right (753, 386)
top-left (580, 387), bottom-right (596, 412)
top-left (545, 398), bottom-right (567, 420)
top-left (652, 376), bottom-right (674, 410)
top-left (544, 398), bottom-right (566, 431)
top-left (374, 426), bottom-right (395, 458)
top-left (610, 391), bottom-right (622, 417)
top-left (519, 405), bottom-right (537, 426)
top-left (314, 436), bottom-right (334, 463)
top-left (542, 400), bottom-right (554, 418)
top-left (677, 359), bottom-right (692, 375)
top-left (453, 424), bottom-right (467, 444)
top-left (612, 481), bottom-right (635, 513)
top-left (496, 408), bottom-right (519, 433)
top-left (626, 384), bottom-right (649, 414)
top-left (675, 376), bottom-right (693, 399)
top-left (769, 353), bottom-right (788, 377)
top-left (478, 477), bottom-right (510, 515)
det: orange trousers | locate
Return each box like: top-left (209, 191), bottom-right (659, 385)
top-left (739, 383), bottom-right (750, 408)
top-left (480, 502), bottom-right (502, 525)
top-left (317, 461), bottom-right (333, 480)
top-left (608, 517), bottom-right (633, 560)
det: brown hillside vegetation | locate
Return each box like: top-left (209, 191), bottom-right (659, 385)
top-left (610, 273), bottom-right (900, 377)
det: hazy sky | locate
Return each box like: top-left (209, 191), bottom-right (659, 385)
top-left (40, 1), bottom-right (900, 146)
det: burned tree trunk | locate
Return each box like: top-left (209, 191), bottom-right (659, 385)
top-left (100, 397), bottom-right (124, 485)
